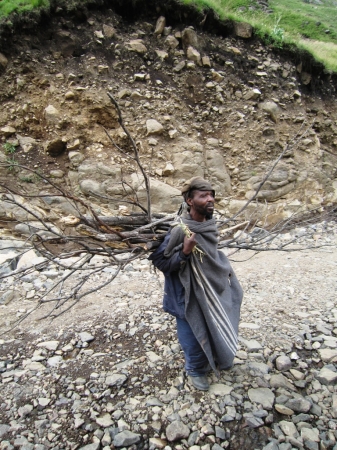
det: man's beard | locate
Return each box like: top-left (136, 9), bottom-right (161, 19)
top-left (195, 203), bottom-right (214, 219)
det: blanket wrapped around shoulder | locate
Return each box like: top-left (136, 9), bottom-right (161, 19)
top-left (164, 215), bottom-right (243, 375)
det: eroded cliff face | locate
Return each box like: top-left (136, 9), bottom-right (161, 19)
top-left (0, 1), bottom-right (336, 226)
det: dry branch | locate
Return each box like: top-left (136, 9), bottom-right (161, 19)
top-left (0, 97), bottom-right (335, 330)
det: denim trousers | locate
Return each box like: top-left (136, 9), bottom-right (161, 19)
top-left (176, 317), bottom-right (209, 376)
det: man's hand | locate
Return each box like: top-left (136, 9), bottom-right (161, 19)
top-left (182, 233), bottom-right (197, 256)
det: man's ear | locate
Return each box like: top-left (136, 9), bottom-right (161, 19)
top-left (186, 197), bottom-right (193, 206)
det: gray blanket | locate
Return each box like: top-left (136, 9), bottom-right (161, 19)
top-left (164, 215), bottom-right (243, 375)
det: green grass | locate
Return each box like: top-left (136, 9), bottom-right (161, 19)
top-left (0, 0), bottom-right (48, 17)
top-left (182, 0), bottom-right (337, 72)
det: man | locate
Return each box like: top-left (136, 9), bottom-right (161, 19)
top-left (149, 177), bottom-right (243, 391)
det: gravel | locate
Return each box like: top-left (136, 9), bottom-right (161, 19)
top-left (0, 221), bottom-right (336, 449)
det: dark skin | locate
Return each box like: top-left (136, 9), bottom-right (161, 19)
top-left (182, 189), bottom-right (215, 256)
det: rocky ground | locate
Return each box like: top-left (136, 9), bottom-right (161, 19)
top-left (1, 1), bottom-right (337, 449)
top-left (0, 220), bottom-right (336, 450)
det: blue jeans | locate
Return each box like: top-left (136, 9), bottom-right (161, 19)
top-left (176, 317), bottom-right (209, 376)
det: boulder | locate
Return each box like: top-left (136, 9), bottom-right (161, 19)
top-left (135, 177), bottom-right (181, 213)
top-left (17, 135), bottom-right (37, 153)
top-left (146, 119), bottom-right (164, 135)
top-left (103, 24), bottom-right (116, 38)
top-left (260, 101), bottom-right (281, 123)
top-left (234, 22), bottom-right (253, 38)
top-left (154, 16), bottom-right (166, 35)
top-left (171, 139), bottom-right (204, 180)
top-left (44, 105), bottom-right (60, 124)
top-left (186, 46), bottom-right (201, 65)
top-left (182, 27), bottom-right (198, 51)
top-left (126, 40), bottom-right (147, 54)
top-left (164, 35), bottom-right (179, 50)
top-left (1, 126), bottom-right (16, 137)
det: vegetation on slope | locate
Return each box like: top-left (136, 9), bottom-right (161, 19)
top-left (183, 0), bottom-right (337, 72)
top-left (0, 0), bottom-right (337, 71)
top-left (0, 0), bottom-right (48, 17)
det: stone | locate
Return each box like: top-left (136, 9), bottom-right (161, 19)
top-left (38, 398), bottom-right (51, 407)
top-left (80, 179), bottom-right (103, 196)
top-left (24, 360), bottom-right (45, 371)
top-left (276, 355), bottom-right (292, 371)
top-left (65, 90), bottom-right (75, 100)
top-left (0, 53), bottom-right (8, 70)
top-left (164, 35), bottom-right (179, 50)
top-left (166, 420), bottom-right (190, 441)
top-left (318, 348), bottom-right (337, 363)
top-left (18, 404), bottom-right (34, 417)
top-left (17, 135), bottom-right (37, 153)
top-left (146, 351), bottom-right (162, 363)
top-left (105, 373), bottom-right (127, 387)
top-left (126, 40), bottom-right (147, 54)
top-left (301, 427), bottom-right (319, 442)
top-left (0, 291), bottom-right (16, 305)
top-left (248, 388), bottom-right (275, 410)
top-left (242, 339), bottom-right (263, 352)
top-left (162, 162), bottom-right (175, 176)
top-left (285, 397), bottom-right (311, 413)
top-left (202, 56), bottom-right (211, 67)
top-left (113, 430), bottom-right (141, 447)
top-left (96, 414), bottom-right (113, 428)
top-left (270, 374), bottom-right (296, 391)
top-left (275, 404), bottom-right (294, 415)
top-left (79, 331), bottom-right (95, 342)
top-left (146, 119), bottom-right (164, 135)
top-left (244, 89), bottom-right (261, 100)
top-left (261, 101), bottom-right (281, 123)
top-left (149, 438), bottom-right (167, 449)
top-left (186, 46), bottom-right (201, 65)
top-left (135, 177), bottom-right (181, 213)
top-left (247, 361), bottom-right (270, 377)
top-left (69, 151), bottom-right (85, 166)
top-left (1, 126), bottom-right (16, 136)
top-left (37, 341), bottom-right (59, 351)
top-left (244, 416), bottom-right (264, 428)
top-left (279, 420), bottom-right (299, 438)
top-left (50, 169), bottom-right (64, 178)
top-left (234, 21), bottom-right (253, 38)
top-left (103, 24), bottom-right (116, 38)
top-left (263, 443), bottom-right (279, 450)
top-left (154, 16), bottom-right (166, 35)
top-left (78, 444), bottom-right (100, 450)
top-left (44, 105), bottom-right (60, 123)
top-left (155, 50), bottom-right (168, 60)
top-left (316, 367), bottom-right (337, 385)
top-left (47, 356), bottom-right (63, 367)
top-left (182, 27), bottom-right (198, 51)
top-left (209, 384), bottom-right (233, 396)
top-left (173, 61), bottom-right (186, 73)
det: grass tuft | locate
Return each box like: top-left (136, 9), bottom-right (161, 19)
top-left (0, 0), bottom-right (49, 17)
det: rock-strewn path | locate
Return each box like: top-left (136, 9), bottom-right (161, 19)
top-left (0, 222), bottom-right (336, 450)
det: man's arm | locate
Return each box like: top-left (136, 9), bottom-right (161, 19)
top-left (149, 233), bottom-right (191, 273)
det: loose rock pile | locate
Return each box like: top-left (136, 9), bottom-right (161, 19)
top-left (0, 221), bottom-right (336, 449)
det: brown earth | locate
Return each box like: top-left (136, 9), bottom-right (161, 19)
top-left (0, 0), bottom-right (336, 227)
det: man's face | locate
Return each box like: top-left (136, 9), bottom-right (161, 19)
top-left (187, 190), bottom-right (215, 219)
